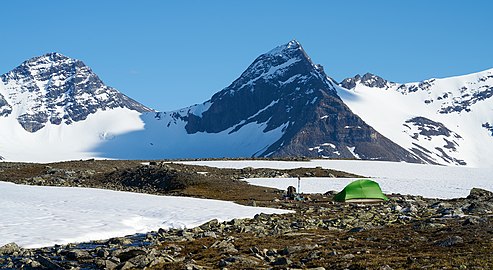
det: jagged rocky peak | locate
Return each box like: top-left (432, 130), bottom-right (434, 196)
top-left (340, 72), bottom-right (391, 89)
top-left (262, 39), bottom-right (320, 73)
top-left (265, 39), bottom-right (306, 58)
top-left (179, 41), bottom-right (420, 163)
top-left (3, 52), bottom-right (103, 92)
top-left (360, 73), bottom-right (389, 88)
top-left (28, 52), bottom-right (71, 64)
top-left (340, 74), bottom-right (361, 89)
top-left (221, 39), bottom-right (332, 96)
top-left (6, 52), bottom-right (84, 82)
top-left (1, 52), bottom-right (153, 132)
top-left (186, 40), bottom-right (336, 134)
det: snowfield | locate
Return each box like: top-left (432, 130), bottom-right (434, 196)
top-left (0, 181), bottom-right (290, 248)
top-left (92, 111), bottom-right (288, 160)
top-left (0, 108), bottom-right (145, 163)
top-left (181, 160), bottom-right (493, 199)
top-left (336, 69), bottom-right (493, 167)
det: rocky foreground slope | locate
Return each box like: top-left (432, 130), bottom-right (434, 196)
top-left (1, 161), bottom-right (492, 269)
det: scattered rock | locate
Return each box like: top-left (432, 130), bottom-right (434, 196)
top-left (66, 249), bottom-right (91, 260)
top-left (467, 188), bottom-right (493, 201)
top-left (119, 261), bottom-right (136, 270)
top-left (37, 255), bottom-right (65, 270)
top-left (200, 219), bottom-right (219, 230)
top-left (271, 257), bottom-right (292, 266)
top-left (96, 248), bottom-right (110, 258)
top-left (1, 161), bottom-right (492, 269)
top-left (115, 248), bottom-right (147, 262)
top-left (435, 236), bottom-right (464, 247)
top-left (0, 243), bottom-right (20, 255)
top-left (342, 253), bottom-right (356, 260)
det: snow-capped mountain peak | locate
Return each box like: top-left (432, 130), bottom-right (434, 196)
top-left (186, 40), bottom-right (338, 135)
top-left (266, 39), bottom-right (303, 56)
top-left (2, 42), bottom-right (491, 167)
top-left (25, 52), bottom-right (72, 65)
top-left (150, 40), bottom-right (420, 163)
top-left (0, 52), bottom-right (152, 132)
top-left (218, 40), bottom-right (333, 100)
top-left (338, 68), bottom-right (493, 167)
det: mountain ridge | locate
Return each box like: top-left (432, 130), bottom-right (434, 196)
top-left (1, 41), bottom-right (491, 166)
top-left (0, 52), bottom-right (153, 132)
top-left (337, 67), bottom-right (493, 167)
top-left (92, 40), bottom-right (422, 163)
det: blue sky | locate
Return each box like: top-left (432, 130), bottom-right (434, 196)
top-left (1, 1), bottom-right (492, 111)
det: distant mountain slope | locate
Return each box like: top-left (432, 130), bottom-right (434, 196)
top-left (1, 42), bottom-right (490, 166)
top-left (338, 70), bottom-right (493, 167)
top-left (0, 52), bottom-right (152, 132)
top-left (95, 41), bottom-right (420, 163)
top-left (0, 53), bottom-right (152, 161)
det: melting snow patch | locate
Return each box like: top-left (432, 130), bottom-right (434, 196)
top-left (347, 146), bottom-right (361, 159)
top-left (0, 181), bottom-right (290, 248)
top-left (309, 143), bottom-right (336, 153)
top-left (181, 159), bottom-right (493, 199)
top-left (321, 143), bottom-right (336, 148)
top-left (308, 146), bottom-right (323, 153)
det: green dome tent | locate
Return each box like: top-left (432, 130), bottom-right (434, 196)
top-left (334, 179), bottom-right (389, 202)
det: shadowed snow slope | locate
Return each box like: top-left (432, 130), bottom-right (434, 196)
top-left (1, 45), bottom-right (492, 166)
top-left (0, 181), bottom-right (290, 248)
top-left (91, 40), bottom-right (418, 162)
top-left (0, 42), bottom-right (420, 163)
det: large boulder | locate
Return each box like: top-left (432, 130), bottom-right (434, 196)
top-left (467, 188), bottom-right (493, 201)
top-left (0, 243), bottom-right (21, 255)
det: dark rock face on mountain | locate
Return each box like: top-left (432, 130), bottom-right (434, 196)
top-left (0, 53), bottom-right (153, 132)
top-left (0, 93), bottom-right (12, 116)
top-left (272, 95), bottom-right (420, 161)
top-left (405, 117), bottom-right (460, 140)
top-left (483, 122), bottom-right (493, 136)
top-left (403, 117), bottom-right (466, 165)
top-left (0, 42), bottom-right (429, 163)
top-left (439, 86), bottom-right (493, 114)
top-left (180, 41), bottom-right (421, 162)
top-left (184, 40), bottom-right (330, 135)
top-left (340, 73), bottom-right (392, 89)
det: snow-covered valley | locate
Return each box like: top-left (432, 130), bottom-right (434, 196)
top-left (337, 70), bottom-right (493, 167)
top-left (181, 160), bottom-right (493, 199)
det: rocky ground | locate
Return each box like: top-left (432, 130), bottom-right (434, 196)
top-left (1, 160), bottom-right (493, 269)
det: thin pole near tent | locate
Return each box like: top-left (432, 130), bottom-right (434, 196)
top-left (297, 176), bottom-right (301, 194)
